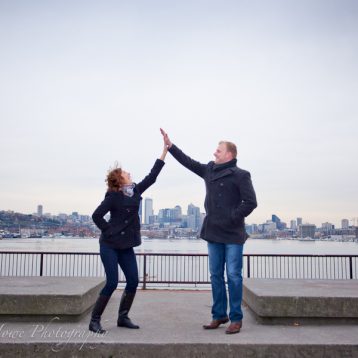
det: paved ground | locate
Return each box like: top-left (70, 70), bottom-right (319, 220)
top-left (1, 289), bottom-right (358, 357)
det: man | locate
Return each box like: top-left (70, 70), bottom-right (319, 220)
top-left (160, 128), bottom-right (257, 334)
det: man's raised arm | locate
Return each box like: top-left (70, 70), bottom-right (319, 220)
top-left (160, 128), bottom-right (206, 178)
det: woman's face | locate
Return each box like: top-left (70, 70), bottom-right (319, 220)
top-left (121, 170), bottom-right (132, 184)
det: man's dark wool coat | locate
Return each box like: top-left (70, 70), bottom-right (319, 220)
top-left (169, 144), bottom-right (257, 245)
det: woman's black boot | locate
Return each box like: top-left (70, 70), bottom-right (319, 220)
top-left (117, 291), bottom-right (139, 329)
top-left (89, 295), bottom-right (110, 334)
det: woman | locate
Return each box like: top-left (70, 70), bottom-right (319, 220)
top-left (89, 145), bottom-right (167, 333)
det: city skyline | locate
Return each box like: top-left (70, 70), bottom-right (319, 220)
top-left (2, 202), bottom-right (354, 229)
top-left (1, 1), bottom-right (357, 227)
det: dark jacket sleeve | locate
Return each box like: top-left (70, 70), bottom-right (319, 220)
top-left (233, 171), bottom-right (257, 219)
top-left (92, 194), bottom-right (112, 232)
top-left (169, 144), bottom-right (206, 178)
top-left (136, 159), bottom-right (165, 194)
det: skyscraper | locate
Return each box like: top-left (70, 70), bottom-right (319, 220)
top-left (138, 201), bottom-right (142, 224)
top-left (341, 219), bottom-right (349, 229)
top-left (144, 198), bottom-right (153, 225)
top-left (272, 214), bottom-right (286, 230)
top-left (173, 205), bottom-right (182, 221)
top-left (37, 205), bottom-right (43, 217)
top-left (297, 217), bottom-right (303, 226)
top-left (158, 208), bottom-right (172, 224)
top-left (272, 214), bottom-right (281, 224)
top-left (187, 203), bottom-right (201, 230)
top-left (290, 220), bottom-right (297, 230)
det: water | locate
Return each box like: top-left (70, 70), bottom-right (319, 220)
top-left (1, 237), bottom-right (358, 255)
top-left (1, 238), bottom-right (357, 281)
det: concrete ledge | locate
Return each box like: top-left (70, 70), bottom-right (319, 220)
top-left (0, 277), bottom-right (105, 321)
top-left (0, 290), bottom-right (357, 357)
top-left (243, 279), bottom-right (358, 324)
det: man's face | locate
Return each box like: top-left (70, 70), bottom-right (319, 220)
top-left (214, 143), bottom-right (233, 164)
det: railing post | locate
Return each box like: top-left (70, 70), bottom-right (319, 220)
top-left (40, 253), bottom-right (44, 276)
top-left (142, 254), bottom-right (147, 290)
top-left (349, 256), bottom-right (353, 279)
top-left (247, 255), bottom-right (251, 278)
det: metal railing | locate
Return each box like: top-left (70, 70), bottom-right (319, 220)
top-left (0, 251), bottom-right (357, 289)
top-left (245, 254), bottom-right (357, 280)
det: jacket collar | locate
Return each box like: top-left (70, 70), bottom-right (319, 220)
top-left (210, 159), bottom-right (237, 181)
top-left (212, 158), bottom-right (237, 171)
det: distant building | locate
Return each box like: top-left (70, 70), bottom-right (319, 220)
top-left (272, 214), bottom-right (280, 224)
top-left (272, 214), bottom-right (286, 230)
top-left (187, 203), bottom-right (201, 231)
top-left (157, 205), bottom-right (183, 225)
top-left (290, 220), bottom-right (297, 230)
top-left (341, 219), bottom-right (349, 229)
top-left (58, 213), bottom-right (68, 220)
top-left (173, 205), bottom-right (182, 221)
top-left (299, 224), bottom-right (316, 238)
top-left (79, 215), bottom-right (91, 223)
top-left (37, 205), bottom-right (43, 217)
top-left (187, 214), bottom-right (196, 230)
top-left (321, 222), bottom-right (334, 234)
top-left (262, 220), bottom-right (277, 233)
top-left (297, 217), bottom-right (303, 226)
top-left (138, 201), bottom-right (142, 224)
top-left (158, 208), bottom-right (172, 224)
top-left (246, 224), bottom-right (258, 234)
top-left (144, 198), bottom-right (153, 225)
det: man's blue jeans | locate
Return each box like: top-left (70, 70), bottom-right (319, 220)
top-left (207, 242), bottom-right (243, 322)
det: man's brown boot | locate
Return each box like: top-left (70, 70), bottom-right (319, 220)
top-left (203, 317), bottom-right (229, 329)
top-left (225, 321), bottom-right (242, 334)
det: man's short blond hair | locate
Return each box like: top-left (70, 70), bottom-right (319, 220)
top-left (219, 141), bottom-right (237, 159)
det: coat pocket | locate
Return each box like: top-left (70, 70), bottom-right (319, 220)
top-left (230, 208), bottom-right (244, 226)
top-left (102, 225), bottom-right (114, 238)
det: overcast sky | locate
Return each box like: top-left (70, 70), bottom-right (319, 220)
top-left (1, 0), bottom-right (357, 227)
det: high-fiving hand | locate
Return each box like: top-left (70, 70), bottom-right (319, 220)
top-left (160, 128), bottom-right (172, 149)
